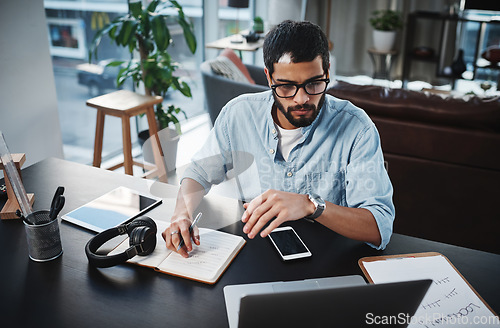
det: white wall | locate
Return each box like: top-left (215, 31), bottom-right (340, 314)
top-left (263, 0), bottom-right (458, 79)
top-left (0, 0), bottom-right (63, 169)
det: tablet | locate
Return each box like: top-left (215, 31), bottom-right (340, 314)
top-left (62, 186), bottom-right (162, 232)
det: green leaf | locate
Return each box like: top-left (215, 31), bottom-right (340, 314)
top-left (171, 78), bottom-right (191, 98)
top-left (129, 1), bottom-right (142, 19)
top-left (151, 15), bottom-right (170, 52)
top-left (167, 108), bottom-right (182, 134)
top-left (159, 68), bottom-right (172, 82)
top-left (117, 19), bottom-right (137, 47)
top-left (106, 60), bottom-right (125, 67)
top-left (169, 0), bottom-right (182, 10)
top-left (109, 25), bottom-right (118, 40)
top-left (169, 0), bottom-right (185, 21)
top-left (177, 18), bottom-right (197, 53)
top-left (146, 0), bottom-right (160, 13)
top-left (128, 40), bottom-right (136, 53)
top-left (144, 74), bottom-right (155, 89)
top-left (178, 81), bottom-right (192, 98)
top-left (115, 60), bottom-right (141, 86)
top-left (171, 78), bottom-right (181, 91)
top-left (116, 67), bottom-right (128, 86)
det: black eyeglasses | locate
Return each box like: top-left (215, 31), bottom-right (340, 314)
top-left (271, 78), bottom-right (330, 98)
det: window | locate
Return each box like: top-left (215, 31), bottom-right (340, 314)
top-left (45, 0), bottom-right (204, 164)
top-left (459, 9), bottom-right (500, 85)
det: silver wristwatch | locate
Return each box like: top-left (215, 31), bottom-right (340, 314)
top-left (305, 193), bottom-right (326, 220)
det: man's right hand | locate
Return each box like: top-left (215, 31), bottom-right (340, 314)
top-left (161, 216), bottom-right (200, 258)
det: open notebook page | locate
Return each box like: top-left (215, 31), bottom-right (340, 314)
top-left (109, 219), bottom-right (245, 283)
top-left (156, 229), bottom-right (245, 282)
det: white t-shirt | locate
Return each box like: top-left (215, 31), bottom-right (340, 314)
top-left (274, 123), bottom-right (303, 161)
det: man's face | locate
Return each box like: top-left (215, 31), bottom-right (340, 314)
top-left (265, 56), bottom-right (327, 129)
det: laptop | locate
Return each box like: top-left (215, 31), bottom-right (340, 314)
top-left (224, 276), bottom-right (431, 328)
top-left (224, 275), bottom-right (366, 328)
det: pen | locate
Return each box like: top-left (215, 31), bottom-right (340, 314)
top-left (177, 212), bottom-right (202, 251)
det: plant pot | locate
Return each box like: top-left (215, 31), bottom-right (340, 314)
top-left (373, 30), bottom-right (396, 52)
top-left (139, 127), bottom-right (180, 173)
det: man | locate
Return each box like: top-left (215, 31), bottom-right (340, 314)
top-left (162, 20), bottom-right (395, 258)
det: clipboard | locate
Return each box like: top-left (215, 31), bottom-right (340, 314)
top-left (358, 252), bottom-right (499, 318)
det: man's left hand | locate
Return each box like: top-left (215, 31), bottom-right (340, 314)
top-left (241, 189), bottom-right (315, 239)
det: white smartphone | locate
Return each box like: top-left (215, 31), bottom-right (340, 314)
top-left (268, 226), bottom-right (312, 261)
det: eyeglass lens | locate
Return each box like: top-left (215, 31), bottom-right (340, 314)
top-left (274, 80), bottom-right (328, 98)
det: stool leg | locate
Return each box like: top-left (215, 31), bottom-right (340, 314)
top-left (121, 116), bottom-right (133, 175)
top-left (93, 110), bottom-right (105, 168)
top-left (145, 107), bottom-right (163, 156)
top-left (145, 106), bottom-right (167, 181)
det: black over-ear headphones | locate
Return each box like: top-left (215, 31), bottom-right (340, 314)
top-left (85, 216), bottom-right (157, 268)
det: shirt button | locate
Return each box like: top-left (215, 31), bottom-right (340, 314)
top-left (272, 129), bottom-right (276, 134)
top-left (287, 172), bottom-right (293, 177)
top-left (269, 149), bottom-right (275, 154)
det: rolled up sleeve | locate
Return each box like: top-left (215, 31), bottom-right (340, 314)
top-left (181, 108), bottom-right (233, 194)
top-left (345, 124), bottom-right (395, 250)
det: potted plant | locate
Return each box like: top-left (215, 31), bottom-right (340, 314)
top-left (89, 0), bottom-right (196, 172)
top-left (89, 0), bottom-right (196, 133)
top-left (252, 16), bottom-right (264, 34)
top-left (369, 9), bottom-right (403, 52)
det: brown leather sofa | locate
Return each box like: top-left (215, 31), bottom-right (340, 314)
top-left (327, 80), bottom-right (500, 254)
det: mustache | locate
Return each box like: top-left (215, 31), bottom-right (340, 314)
top-left (289, 104), bottom-right (316, 111)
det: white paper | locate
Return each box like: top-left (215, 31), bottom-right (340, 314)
top-left (157, 229), bottom-right (244, 281)
top-left (363, 255), bottom-right (500, 327)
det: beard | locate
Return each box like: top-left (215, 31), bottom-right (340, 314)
top-left (273, 93), bottom-right (325, 128)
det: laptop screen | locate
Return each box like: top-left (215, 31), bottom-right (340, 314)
top-left (237, 279), bottom-right (431, 328)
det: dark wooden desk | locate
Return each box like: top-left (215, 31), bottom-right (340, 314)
top-left (1, 158), bottom-right (499, 327)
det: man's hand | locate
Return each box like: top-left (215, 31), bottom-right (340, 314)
top-left (241, 189), bottom-right (315, 239)
top-left (161, 216), bottom-right (200, 258)
top-left (161, 178), bottom-right (205, 258)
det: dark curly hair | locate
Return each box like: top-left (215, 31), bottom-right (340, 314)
top-left (263, 20), bottom-right (330, 77)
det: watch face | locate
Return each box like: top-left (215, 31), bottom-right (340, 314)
top-left (307, 194), bottom-right (325, 220)
top-left (310, 194), bottom-right (325, 207)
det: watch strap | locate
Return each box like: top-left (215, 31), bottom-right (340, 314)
top-left (305, 193), bottom-right (325, 220)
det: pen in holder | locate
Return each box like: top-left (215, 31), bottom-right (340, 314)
top-left (24, 210), bottom-right (63, 262)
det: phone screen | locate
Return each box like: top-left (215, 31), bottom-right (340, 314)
top-left (269, 228), bottom-right (309, 256)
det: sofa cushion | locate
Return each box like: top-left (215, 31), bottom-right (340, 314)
top-left (219, 48), bottom-right (256, 84)
top-left (209, 56), bottom-right (251, 84)
top-left (327, 80), bottom-right (500, 132)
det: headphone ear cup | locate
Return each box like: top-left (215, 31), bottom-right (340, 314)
top-left (129, 225), bottom-right (157, 256)
top-left (127, 216), bottom-right (156, 235)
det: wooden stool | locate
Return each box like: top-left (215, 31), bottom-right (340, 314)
top-left (86, 90), bottom-right (165, 178)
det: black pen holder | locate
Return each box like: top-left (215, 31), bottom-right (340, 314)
top-left (24, 210), bottom-right (63, 262)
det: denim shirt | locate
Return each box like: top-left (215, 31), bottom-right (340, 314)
top-left (183, 91), bottom-right (395, 249)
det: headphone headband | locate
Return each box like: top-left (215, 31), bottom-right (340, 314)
top-left (85, 216), bottom-right (156, 268)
